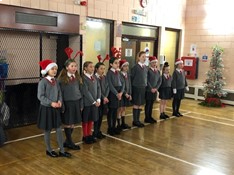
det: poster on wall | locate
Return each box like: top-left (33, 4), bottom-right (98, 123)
top-left (125, 49), bottom-right (133, 57)
top-left (184, 59), bottom-right (193, 67)
top-left (94, 41), bottom-right (101, 51)
top-left (190, 44), bottom-right (197, 56)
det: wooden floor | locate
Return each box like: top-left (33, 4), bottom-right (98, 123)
top-left (1, 99), bottom-right (234, 175)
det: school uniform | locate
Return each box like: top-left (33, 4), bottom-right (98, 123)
top-left (159, 73), bottom-right (172, 100)
top-left (131, 62), bottom-right (148, 127)
top-left (93, 73), bottom-right (109, 139)
top-left (145, 67), bottom-right (162, 123)
top-left (171, 68), bottom-right (188, 117)
top-left (106, 68), bottom-right (124, 135)
top-left (37, 77), bottom-right (62, 130)
top-left (120, 71), bottom-right (132, 107)
top-left (82, 73), bottom-right (101, 143)
top-left (59, 73), bottom-right (83, 125)
top-left (59, 73), bottom-right (83, 150)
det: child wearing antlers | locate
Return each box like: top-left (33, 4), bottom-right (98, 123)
top-left (93, 54), bottom-right (110, 139)
top-left (58, 47), bottom-right (83, 150)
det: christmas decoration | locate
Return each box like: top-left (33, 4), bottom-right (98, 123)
top-left (200, 45), bottom-right (227, 107)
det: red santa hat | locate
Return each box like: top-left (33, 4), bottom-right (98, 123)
top-left (175, 58), bottom-right (183, 65)
top-left (119, 59), bottom-right (129, 68)
top-left (39, 59), bottom-right (57, 75)
top-left (149, 56), bottom-right (158, 63)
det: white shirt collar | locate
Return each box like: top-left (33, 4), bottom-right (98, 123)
top-left (95, 72), bottom-right (103, 79)
top-left (121, 71), bottom-right (127, 76)
top-left (138, 62), bottom-right (145, 67)
top-left (176, 68), bottom-right (182, 72)
top-left (45, 75), bottom-right (54, 81)
top-left (164, 73), bottom-right (169, 78)
top-left (110, 68), bottom-right (117, 73)
top-left (84, 72), bottom-right (93, 79)
top-left (67, 72), bottom-right (75, 78)
top-left (150, 67), bottom-right (157, 71)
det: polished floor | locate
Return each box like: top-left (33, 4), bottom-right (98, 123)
top-left (0, 99), bottom-right (234, 175)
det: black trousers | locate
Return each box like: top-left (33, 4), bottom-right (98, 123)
top-left (107, 107), bottom-right (117, 129)
top-left (145, 100), bottom-right (154, 119)
top-left (93, 104), bottom-right (105, 136)
top-left (172, 98), bottom-right (181, 114)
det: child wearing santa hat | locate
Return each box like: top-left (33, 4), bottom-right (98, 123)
top-left (145, 56), bottom-right (162, 123)
top-left (37, 59), bottom-right (71, 158)
top-left (57, 47), bottom-right (83, 150)
top-left (172, 58), bottom-right (189, 117)
top-left (117, 59), bottom-right (131, 130)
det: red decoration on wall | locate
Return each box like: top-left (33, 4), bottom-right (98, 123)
top-left (140, 0), bottom-right (148, 8)
top-left (80, 1), bottom-right (87, 6)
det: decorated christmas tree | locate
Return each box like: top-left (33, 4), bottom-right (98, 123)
top-left (200, 45), bottom-right (227, 107)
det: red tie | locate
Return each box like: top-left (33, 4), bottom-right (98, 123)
top-left (167, 75), bottom-right (169, 79)
top-left (51, 78), bottom-right (55, 85)
top-left (90, 76), bottom-right (94, 81)
top-left (180, 70), bottom-right (182, 74)
top-left (70, 75), bottom-right (75, 81)
top-left (115, 71), bottom-right (118, 75)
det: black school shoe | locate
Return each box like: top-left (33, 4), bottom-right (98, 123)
top-left (177, 112), bottom-right (183, 116)
top-left (163, 113), bottom-right (170, 119)
top-left (63, 142), bottom-right (80, 150)
top-left (107, 128), bottom-right (115, 136)
top-left (150, 117), bottom-right (157, 123)
top-left (132, 121), bottom-right (145, 128)
top-left (144, 118), bottom-right (155, 124)
top-left (59, 151), bottom-right (72, 158)
top-left (96, 131), bottom-right (106, 139)
top-left (82, 136), bottom-right (93, 144)
top-left (46, 150), bottom-right (58, 158)
top-left (113, 127), bottom-right (121, 135)
top-left (121, 123), bottom-right (131, 129)
top-left (160, 114), bottom-right (166, 120)
top-left (172, 113), bottom-right (180, 117)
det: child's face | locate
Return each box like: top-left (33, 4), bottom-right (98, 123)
top-left (122, 64), bottom-right (129, 72)
top-left (138, 53), bottom-right (146, 63)
top-left (164, 66), bottom-right (170, 74)
top-left (177, 63), bottom-right (184, 69)
top-left (96, 65), bottom-right (105, 76)
top-left (150, 61), bottom-right (157, 68)
top-left (66, 62), bottom-right (77, 74)
top-left (85, 63), bottom-right (94, 74)
top-left (48, 66), bottom-right (58, 77)
top-left (110, 59), bottom-right (119, 70)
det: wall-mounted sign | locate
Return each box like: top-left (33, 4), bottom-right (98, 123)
top-left (125, 49), bottom-right (133, 57)
top-left (202, 55), bottom-right (208, 62)
top-left (133, 9), bottom-right (147, 16)
top-left (184, 59), bottom-right (193, 67)
top-left (190, 44), bottom-right (197, 55)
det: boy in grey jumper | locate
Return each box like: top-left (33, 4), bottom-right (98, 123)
top-left (172, 58), bottom-right (189, 117)
top-left (145, 56), bottom-right (161, 123)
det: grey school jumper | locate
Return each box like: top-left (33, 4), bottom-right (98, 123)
top-left (82, 75), bottom-right (101, 107)
top-left (95, 75), bottom-right (110, 99)
top-left (59, 80), bottom-right (82, 101)
top-left (106, 70), bottom-right (124, 95)
top-left (37, 78), bottom-right (62, 107)
top-left (146, 68), bottom-right (162, 92)
top-left (120, 72), bottom-right (132, 95)
top-left (131, 64), bottom-right (148, 87)
top-left (171, 70), bottom-right (188, 90)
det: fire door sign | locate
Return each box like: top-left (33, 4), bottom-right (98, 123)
top-left (184, 59), bottom-right (193, 67)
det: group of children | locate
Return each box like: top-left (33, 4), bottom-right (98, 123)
top-left (37, 48), bottom-right (188, 158)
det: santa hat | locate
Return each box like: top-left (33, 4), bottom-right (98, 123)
top-left (39, 59), bottom-right (57, 75)
top-left (149, 56), bottom-right (158, 63)
top-left (119, 59), bottom-right (129, 68)
top-left (175, 58), bottom-right (183, 65)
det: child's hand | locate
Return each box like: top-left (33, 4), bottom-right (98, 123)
top-left (57, 101), bottom-right (62, 108)
top-left (151, 88), bottom-right (156, 93)
top-left (51, 102), bottom-right (58, 108)
top-left (125, 93), bottom-right (130, 99)
top-left (103, 97), bottom-right (109, 104)
top-left (185, 86), bottom-right (189, 91)
top-left (173, 89), bottom-right (177, 94)
top-left (117, 93), bottom-right (122, 100)
top-left (129, 95), bottom-right (132, 101)
top-left (95, 101), bottom-right (100, 107)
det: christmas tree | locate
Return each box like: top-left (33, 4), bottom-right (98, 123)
top-left (200, 45), bottom-right (227, 107)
